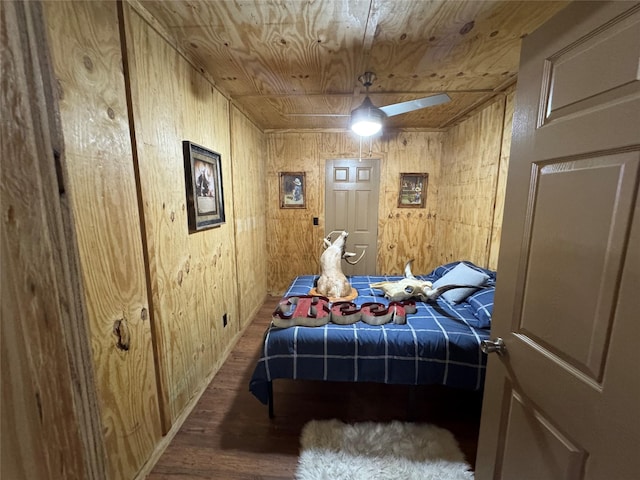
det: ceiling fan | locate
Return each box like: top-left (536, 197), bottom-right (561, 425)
top-left (287, 72), bottom-right (451, 137)
top-left (349, 72), bottom-right (450, 136)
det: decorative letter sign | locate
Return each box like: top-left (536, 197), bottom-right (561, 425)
top-left (272, 296), bottom-right (417, 328)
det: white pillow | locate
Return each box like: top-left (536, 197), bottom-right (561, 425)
top-left (432, 262), bottom-right (489, 304)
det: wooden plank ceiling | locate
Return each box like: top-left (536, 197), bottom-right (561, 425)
top-left (140, 0), bottom-right (569, 131)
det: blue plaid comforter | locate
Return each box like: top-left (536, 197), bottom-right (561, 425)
top-left (250, 265), bottom-right (494, 405)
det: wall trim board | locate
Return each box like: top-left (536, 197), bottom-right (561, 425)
top-left (117, 0), bottom-right (171, 433)
top-left (262, 95), bottom-right (512, 136)
top-left (264, 127), bottom-right (447, 134)
top-left (485, 96), bottom-right (508, 264)
top-left (488, 86), bottom-right (517, 269)
top-left (229, 106), bottom-right (243, 345)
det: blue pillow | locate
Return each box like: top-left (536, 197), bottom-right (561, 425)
top-left (466, 288), bottom-right (495, 328)
top-left (429, 261), bottom-right (496, 285)
top-left (430, 261), bottom-right (461, 280)
top-left (432, 262), bottom-right (490, 304)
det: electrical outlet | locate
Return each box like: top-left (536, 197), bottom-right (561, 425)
top-left (222, 313), bottom-right (228, 328)
top-left (313, 217), bottom-right (319, 226)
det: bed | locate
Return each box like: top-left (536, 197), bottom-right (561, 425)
top-left (249, 261), bottom-right (496, 416)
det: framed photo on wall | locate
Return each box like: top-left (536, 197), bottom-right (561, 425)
top-left (279, 172), bottom-right (306, 209)
top-left (398, 173), bottom-right (428, 208)
top-left (183, 141), bottom-right (225, 232)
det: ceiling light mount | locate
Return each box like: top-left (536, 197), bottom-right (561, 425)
top-left (358, 72), bottom-right (377, 89)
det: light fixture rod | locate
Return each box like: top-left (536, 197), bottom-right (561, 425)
top-left (358, 72), bottom-right (377, 90)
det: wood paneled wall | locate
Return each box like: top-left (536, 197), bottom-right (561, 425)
top-left (434, 94), bottom-right (511, 270)
top-left (266, 94), bottom-right (513, 294)
top-left (230, 106), bottom-right (268, 327)
top-left (123, 4), bottom-right (237, 429)
top-left (40, 1), bottom-right (268, 478)
top-left (44, 2), bottom-right (162, 479)
top-left (26, 0), bottom-right (510, 476)
top-left (265, 131), bottom-right (443, 294)
top-left (488, 87), bottom-right (516, 269)
top-left (378, 132), bottom-right (444, 275)
top-left (1, 2), bottom-right (105, 479)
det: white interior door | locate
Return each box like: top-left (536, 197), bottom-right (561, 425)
top-left (325, 159), bottom-right (380, 275)
top-left (476, 2), bottom-right (640, 479)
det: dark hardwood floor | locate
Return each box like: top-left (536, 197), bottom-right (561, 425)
top-left (147, 296), bottom-right (483, 479)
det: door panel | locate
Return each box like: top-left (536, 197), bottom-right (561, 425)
top-left (546, 14), bottom-right (640, 116)
top-left (477, 3), bottom-right (640, 479)
top-left (519, 153), bottom-right (638, 379)
top-left (354, 190), bottom-right (370, 231)
top-left (499, 390), bottom-right (587, 480)
top-left (325, 159), bottom-right (380, 275)
top-left (332, 190), bottom-right (350, 227)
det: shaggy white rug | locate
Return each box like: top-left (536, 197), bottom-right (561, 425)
top-left (296, 419), bottom-right (474, 480)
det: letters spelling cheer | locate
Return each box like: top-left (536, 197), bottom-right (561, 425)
top-left (272, 295), bottom-right (417, 328)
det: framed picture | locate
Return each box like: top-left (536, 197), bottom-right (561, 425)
top-left (398, 173), bottom-right (428, 208)
top-left (279, 172), bottom-right (306, 209)
top-left (183, 141), bottom-right (225, 231)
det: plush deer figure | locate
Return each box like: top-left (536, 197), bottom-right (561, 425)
top-left (316, 231), bottom-right (353, 298)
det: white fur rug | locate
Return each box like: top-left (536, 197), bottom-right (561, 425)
top-left (295, 419), bottom-right (474, 480)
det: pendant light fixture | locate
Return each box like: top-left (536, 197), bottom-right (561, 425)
top-left (350, 72), bottom-right (384, 137)
top-left (348, 71), bottom-right (451, 137)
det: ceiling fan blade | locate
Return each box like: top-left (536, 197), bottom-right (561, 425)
top-left (379, 93), bottom-right (451, 117)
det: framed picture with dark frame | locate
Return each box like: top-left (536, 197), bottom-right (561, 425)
top-left (398, 172), bottom-right (428, 208)
top-left (183, 140), bottom-right (225, 232)
top-left (279, 172), bottom-right (306, 209)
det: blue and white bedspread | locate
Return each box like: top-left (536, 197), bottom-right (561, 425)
top-left (249, 262), bottom-right (496, 405)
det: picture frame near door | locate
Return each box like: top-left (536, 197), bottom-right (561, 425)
top-left (398, 173), bottom-right (428, 208)
top-left (183, 140), bottom-right (225, 232)
top-left (279, 172), bottom-right (306, 209)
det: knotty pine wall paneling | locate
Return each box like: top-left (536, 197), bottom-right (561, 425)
top-left (230, 106), bottom-right (268, 328)
top-left (43, 1), bottom-right (162, 479)
top-left (488, 87), bottom-right (516, 270)
top-left (266, 132), bottom-right (326, 294)
top-left (265, 97), bottom-right (513, 294)
top-left (123, 3), bottom-right (240, 428)
top-left (378, 132), bottom-right (443, 275)
top-left (265, 131), bottom-right (443, 294)
top-left (435, 97), bottom-right (507, 268)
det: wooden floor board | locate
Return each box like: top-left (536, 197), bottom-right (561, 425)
top-left (148, 296), bottom-right (482, 478)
